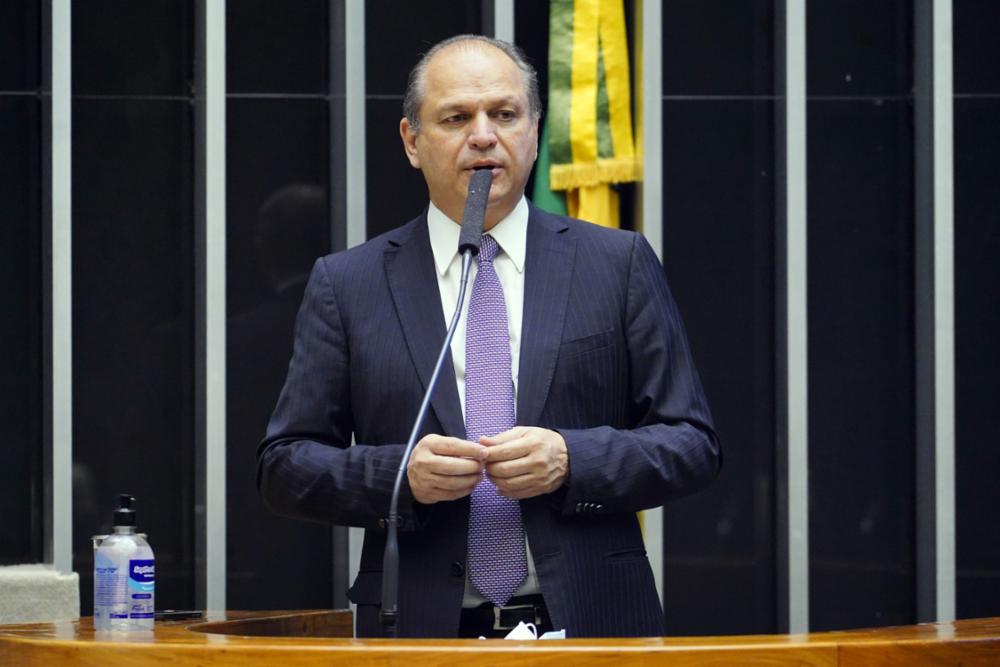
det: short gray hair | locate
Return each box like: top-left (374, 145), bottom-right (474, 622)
top-left (402, 35), bottom-right (542, 132)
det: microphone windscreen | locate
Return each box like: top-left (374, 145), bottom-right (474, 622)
top-left (457, 169), bottom-right (494, 254)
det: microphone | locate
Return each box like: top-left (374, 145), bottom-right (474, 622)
top-left (457, 168), bottom-right (494, 255)
top-left (380, 168), bottom-right (493, 637)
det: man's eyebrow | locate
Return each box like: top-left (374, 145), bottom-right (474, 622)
top-left (489, 96), bottom-right (524, 108)
top-left (435, 102), bottom-right (470, 114)
top-left (433, 96), bottom-right (524, 113)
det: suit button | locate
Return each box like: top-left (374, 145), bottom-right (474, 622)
top-left (450, 561), bottom-right (465, 578)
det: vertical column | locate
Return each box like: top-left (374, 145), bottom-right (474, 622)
top-left (638, 0), bottom-right (663, 258)
top-left (932, 0), bottom-right (956, 624)
top-left (636, 0), bottom-right (664, 605)
top-left (329, 0), bottom-right (348, 253)
top-left (47, 0), bottom-right (73, 574)
top-left (344, 0), bottom-right (366, 600)
top-left (494, 0), bottom-right (515, 42)
top-left (195, 0), bottom-right (227, 611)
top-left (915, 0), bottom-right (955, 627)
top-left (345, 0), bottom-right (366, 251)
top-left (914, 0), bottom-right (936, 623)
top-left (776, 0), bottom-right (809, 634)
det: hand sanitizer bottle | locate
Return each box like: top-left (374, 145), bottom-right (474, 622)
top-left (93, 494), bottom-right (155, 632)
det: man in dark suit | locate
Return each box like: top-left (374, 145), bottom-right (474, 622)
top-left (257, 35), bottom-right (720, 638)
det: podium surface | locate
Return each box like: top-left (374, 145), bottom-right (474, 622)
top-left (1, 610), bottom-right (999, 665)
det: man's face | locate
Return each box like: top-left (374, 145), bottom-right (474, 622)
top-left (400, 44), bottom-right (538, 228)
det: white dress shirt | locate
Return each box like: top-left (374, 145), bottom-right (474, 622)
top-left (426, 196), bottom-right (541, 606)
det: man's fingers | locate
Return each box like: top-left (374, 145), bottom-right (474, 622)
top-left (429, 485), bottom-right (478, 502)
top-left (425, 472), bottom-right (481, 492)
top-left (492, 473), bottom-right (536, 498)
top-left (425, 436), bottom-right (488, 460)
top-left (485, 455), bottom-right (531, 479)
top-left (472, 427), bottom-right (568, 500)
top-left (414, 427), bottom-right (566, 502)
top-left (426, 455), bottom-right (484, 476)
top-left (408, 434), bottom-right (487, 503)
top-left (479, 427), bottom-right (525, 447)
top-left (482, 438), bottom-right (531, 463)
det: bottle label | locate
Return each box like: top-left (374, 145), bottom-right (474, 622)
top-left (128, 559), bottom-right (155, 619)
top-left (94, 553), bottom-right (123, 609)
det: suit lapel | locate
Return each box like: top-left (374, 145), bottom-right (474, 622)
top-left (517, 208), bottom-right (574, 427)
top-left (383, 217), bottom-right (466, 439)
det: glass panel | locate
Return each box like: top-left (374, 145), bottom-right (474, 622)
top-left (954, 98), bottom-right (1000, 619)
top-left (0, 97), bottom-right (44, 564)
top-left (72, 98), bottom-right (195, 613)
top-left (954, 1), bottom-right (1000, 94)
top-left (366, 98), bottom-right (430, 239)
top-left (73, 0), bottom-right (194, 96)
top-left (807, 98), bottom-right (916, 630)
top-left (0, 0), bottom-right (41, 91)
top-left (807, 0), bottom-right (913, 97)
top-left (661, 99), bottom-right (776, 635)
top-left (227, 1), bottom-right (328, 95)
top-left (365, 2), bottom-right (484, 96)
top-left (514, 1), bottom-right (550, 110)
top-left (662, 0), bottom-right (774, 96)
top-left (364, 2), bottom-right (484, 237)
top-left (226, 97), bottom-right (334, 609)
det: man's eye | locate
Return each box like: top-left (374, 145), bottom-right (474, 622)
top-left (495, 110), bottom-right (516, 121)
top-left (444, 114), bottom-right (467, 124)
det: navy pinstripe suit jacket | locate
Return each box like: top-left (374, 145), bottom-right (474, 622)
top-left (257, 204), bottom-right (720, 638)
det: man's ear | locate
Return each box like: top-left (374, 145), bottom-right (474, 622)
top-left (400, 117), bottom-right (421, 169)
top-left (532, 118), bottom-right (540, 161)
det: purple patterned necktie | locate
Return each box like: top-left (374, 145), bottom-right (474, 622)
top-left (465, 234), bottom-right (527, 606)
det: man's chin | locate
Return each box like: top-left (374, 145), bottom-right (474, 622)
top-left (458, 174), bottom-right (506, 200)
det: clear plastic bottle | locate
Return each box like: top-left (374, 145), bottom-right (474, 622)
top-left (93, 494), bottom-right (155, 632)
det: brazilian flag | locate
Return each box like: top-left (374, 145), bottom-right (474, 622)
top-left (534, 0), bottom-right (638, 228)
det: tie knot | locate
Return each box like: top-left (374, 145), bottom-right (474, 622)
top-left (478, 234), bottom-right (500, 263)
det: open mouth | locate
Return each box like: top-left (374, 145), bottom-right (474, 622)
top-left (468, 160), bottom-right (501, 174)
top-left (469, 163), bottom-right (502, 177)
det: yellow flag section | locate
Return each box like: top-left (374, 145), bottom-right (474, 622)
top-left (546, 0), bottom-right (637, 228)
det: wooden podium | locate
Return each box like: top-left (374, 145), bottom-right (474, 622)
top-left (1, 610), bottom-right (999, 665)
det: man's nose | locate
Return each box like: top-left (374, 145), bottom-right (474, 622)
top-left (468, 113), bottom-right (498, 150)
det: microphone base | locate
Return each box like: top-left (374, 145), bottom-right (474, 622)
top-left (379, 609), bottom-right (398, 638)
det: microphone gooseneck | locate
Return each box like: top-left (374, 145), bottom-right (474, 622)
top-left (380, 169), bottom-right (494, 637)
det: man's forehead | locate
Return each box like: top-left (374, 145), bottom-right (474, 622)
top-left (423, 41), bottom-right (521, 85)
top-left (423, 46), bottom-right (523, 94)
top-left (427, 40), bottom-right (513, 67)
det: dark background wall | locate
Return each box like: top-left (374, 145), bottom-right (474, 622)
top-left (69, 0), bottom-right (197, 614)
top-left (0, 0), bottom-right (44, 567)
top-left (657, 0), bottom-right (777, 635)
top-left (364, 3), bottom-right (485, 238)
top-left (806, 0), bottom-right (917, 631)
top-left (2, 0), bottom-right (998, 635)
top-left (225, 0), bottom-right (336, 611)
top-left (953, 0), bottom-right (1000, 622)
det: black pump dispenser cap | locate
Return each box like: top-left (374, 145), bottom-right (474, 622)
top-left (114, 494), bottom-right (137, 527)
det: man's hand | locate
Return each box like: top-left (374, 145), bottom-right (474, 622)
top-left (482, 427), bottom-right (569, 499)
top-left (407, 435), bottom-right (488, 504)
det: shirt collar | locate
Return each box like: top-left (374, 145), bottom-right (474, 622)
top-left (427, 196), bottom-right (528, 277)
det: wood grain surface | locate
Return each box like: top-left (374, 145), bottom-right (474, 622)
top-left (1, 610), bottom-right (999, 665)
